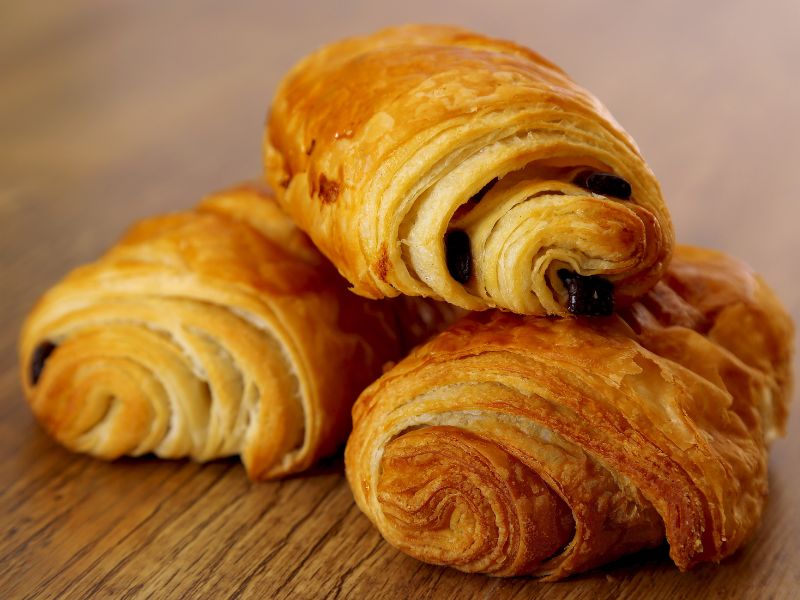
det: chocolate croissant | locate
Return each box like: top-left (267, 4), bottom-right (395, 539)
top-left (266, 24), bottom-right (673, 316)
top-left (19, 184), bottom-right (456, 479)
top-left (345, 246), bottom-right (793, 579)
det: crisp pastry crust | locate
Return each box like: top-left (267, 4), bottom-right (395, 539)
top-left (345, 246), bottom-right (793, 578)
top-left (19, 183), bottom-right (457, 479)
top-left (265, 24), bottom-right (674, 315)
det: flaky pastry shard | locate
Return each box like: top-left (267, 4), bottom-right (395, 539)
top-left (266, 24), bottom-right (674, 316)
top-left (345, 246), bottom-right (793, 578)
top-left (19, 184), bottom-right (457, 479)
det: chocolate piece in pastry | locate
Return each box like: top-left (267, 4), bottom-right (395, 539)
top-left (19, 184), bottom-right (458, 479)
top-left (266, 24), bottom-right (673, 316)
top-left (345, 246), bottom-right (793, 578)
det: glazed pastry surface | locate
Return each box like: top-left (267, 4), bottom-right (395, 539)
top-left (19, 184), bottom-right (456, 479)
top-left (345, 246), bottom-right (793, 578)
top-left (266, 24), bottom-right (674, 315)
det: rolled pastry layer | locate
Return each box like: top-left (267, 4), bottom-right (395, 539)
top-left (266, 24), bottom-right (674, 316)
top-left (345, 246), bottom-right (793, 578)
top-left (19, 184), bottom-right (456, 479)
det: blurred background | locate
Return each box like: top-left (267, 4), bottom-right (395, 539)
top-left (1, 0), bottom-right (798, 343)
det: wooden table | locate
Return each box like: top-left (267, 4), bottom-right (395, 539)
top-left (2, 2), bottom-right (798, 598)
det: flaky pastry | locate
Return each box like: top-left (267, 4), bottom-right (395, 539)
top-left (19, 184), bottom-right (456, 479)
top-left (345, 246), bottom-right (793, 578)
top-left (266, 24), bottom-right (673, 316)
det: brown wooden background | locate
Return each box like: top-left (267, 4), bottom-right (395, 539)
top-left (1, 1), bottom-right (798, 598)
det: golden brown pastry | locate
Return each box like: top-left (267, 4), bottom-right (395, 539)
top-left (266, 24), bottom-right (674, 316)
top-left (19, 184), bottom-right (457, 479)
top-left (345, 246), bottom-right (793, 579)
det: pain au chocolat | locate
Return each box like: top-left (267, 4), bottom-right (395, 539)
top-left (19, 184), bottom-right (457, 479)
top-left (266, 25), bottom-right (673, 316)
top-left (345, 246), bottom-right (793, 579)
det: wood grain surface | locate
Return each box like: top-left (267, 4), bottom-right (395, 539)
top-left (1, 1), bottom-right (798, 598)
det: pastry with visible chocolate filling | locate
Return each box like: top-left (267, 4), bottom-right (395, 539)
top-left (19, 184), bottom-right (458, 479)
top-left (266, 24), bottom-right (673, 316)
